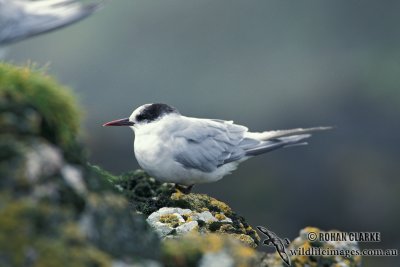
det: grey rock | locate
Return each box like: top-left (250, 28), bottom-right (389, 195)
top-left (190, 211), bottom-right (218, 223)
top-left (80, 193), bottom-right (160, 260)
top-left (149, 207), bottom-right (192, 217)
top-left (152, 222), bottom-right (175, 238)
top-left (61, 164), bottom-right (87, 195)
top-left (112, 259), bottom-right (162, 267)
top-left (176, 221), bottom-right (199, 235)
top-left (25, 143), bottom-right (63, 181)
top-left (199, 251), bottom-right (234, 267)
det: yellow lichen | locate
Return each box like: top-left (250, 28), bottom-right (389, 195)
top-left (210, 199), bottom-right (231, 214)
top-left (159, 214), bottom-right (182, 228)
top-left (62, 223), bottom-right (86, 244)
top-left (218, 224), bottom-right (235, 232)
top-left (230, 234), bottom-right (257, 248)
top-left (161, 232), bottom-right (261, 267)
top-left (202, 234), bottom-right (224, 252)
top-left (303, 226), bottom-right (321, 235)
top-left (170, 191), bottom-right (184, 200)
top-left (233, 245), bottom-right (257, 258)
top-left (215, 213), bottom-right (226, 221)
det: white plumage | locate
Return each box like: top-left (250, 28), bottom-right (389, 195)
top-left (104, 103), bottom-right (331, 186)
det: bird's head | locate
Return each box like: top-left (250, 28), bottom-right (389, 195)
top-left (102, 103), bottom-right (179, 129)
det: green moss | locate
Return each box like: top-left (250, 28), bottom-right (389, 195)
top-left (0, 63), bottom-right (82, 161)
top-left (110, 170), bottom-right (260, 247)
top-left (162, 235), bottom-right (202, 267)
top-left (0, 195), bottom-right (112, 267)
top-left (82, 192), bottom-right (161, 260)
top-left (112, 170), bottom-right (176, 215)
top-left (170, 192), bottom-right (235, 216)
top-left (0, 64), bottom-right (165, 265)
top-left (0, 135), bottom-right (27, 187)
top-left (208, 221), bottom-right (225, 231)
top-left (85, 164), bottom-right (122, 193)
top-left (31, 238), bottom-right (112, 267)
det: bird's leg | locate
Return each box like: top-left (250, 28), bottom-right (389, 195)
top-left (175, 184), bottom-right (194, 194)
top-left (186, 184), bottom-right (194, 193)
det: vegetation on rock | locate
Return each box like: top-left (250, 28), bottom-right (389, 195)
top-left (0, 63), bottom-right (82, 162)
top-left (0, 63), bottom-right (363, 267)
top-left (107, 169), bottom-right (261, 247)
top-left (162, 233), bottom-right (260, 267)
top-left (0, 64), bottom-right (160, 266)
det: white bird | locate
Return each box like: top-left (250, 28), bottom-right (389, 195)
top-left (103, 103), bottom-right (331, 189)
top-left (0, 0), bottom-right (102, 45)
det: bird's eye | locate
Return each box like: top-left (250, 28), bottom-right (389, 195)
top-left (135, 114), bottom-right (146, 122)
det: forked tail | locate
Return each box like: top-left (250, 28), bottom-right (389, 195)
top-left (244, 134), bottom-right (311, 156)
top-left (243, 126), bottom-right (332, 157)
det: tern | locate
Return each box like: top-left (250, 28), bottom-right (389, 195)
top-left (103, 103), bottom-right (330, 190)
top-left (0, 0), bottom-right (102, 45)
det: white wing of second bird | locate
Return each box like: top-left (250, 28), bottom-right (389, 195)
top-left (0, 0), bottom-right (102, 45)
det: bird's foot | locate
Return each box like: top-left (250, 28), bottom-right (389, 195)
top-left (175, 184), bottom-right (194, 194)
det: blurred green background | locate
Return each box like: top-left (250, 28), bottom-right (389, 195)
top-left (5, 1), bottom-right (399, 265)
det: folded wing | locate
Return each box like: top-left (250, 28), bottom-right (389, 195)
top-left (173, 119), bottom-right (248, 172)
top-left (173, 119), bottom-right (331, 172)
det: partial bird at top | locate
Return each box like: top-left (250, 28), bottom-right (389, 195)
top-left (0, 0), bottom-right (102, 45)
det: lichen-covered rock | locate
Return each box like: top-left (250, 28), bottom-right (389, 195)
top-left (0, 63), bottom-right (364, 267)
top-left (80, 193), bottom-right (160, 260)
top-left (162, 233), bottom-right (260, 267)
top-left (0, 64), bottom-right (160, 266)
top-left (147, 207), bottom-right (203, 238)
top-left (0, 138), bottom-right (159, 266)
top-left (111, 170), bottom-right (260, 247)
top-left (0, 136), bottom-right (87, 213)
top-left (262, 227), bottom-right (362, 267)
top-left (0, 194), bottom-right (112, 267)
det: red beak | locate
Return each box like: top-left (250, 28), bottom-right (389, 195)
top-left (102, 118), bottom-right (134, 126)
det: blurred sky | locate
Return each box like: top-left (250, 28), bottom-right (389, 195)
top-left (4, 1), bottom-right (400, 265)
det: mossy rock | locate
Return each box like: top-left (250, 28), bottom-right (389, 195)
top-left (108, 169), bottom-right (177, 214)
top-left (0, 63), bottom-right (83, 162)
top-left (0, 136), bottom-right (86, 213)
top-left (0, 64), bottom-right (161, 266)
top-left (159, 214), bottom-right (183, 228)
top-left (110, 170), bottom-right (260, 247)
top-left (0, 147), bottom-right (161, 265)
top-left (162, 233), bottom-right (260, 267)
top-left (0, 63), bottom-right (362, 266)
top-left (80, 192), bottom-right (160, 260)
top-left (0, 195), bottom-right (111, 267)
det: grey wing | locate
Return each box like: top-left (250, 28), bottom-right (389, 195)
top-left (0, 0), bottom-right (101, 45)
top-left (172, 119), bottom-right (317, 172)
top-left (173, 119), bottom-right (249, 172)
